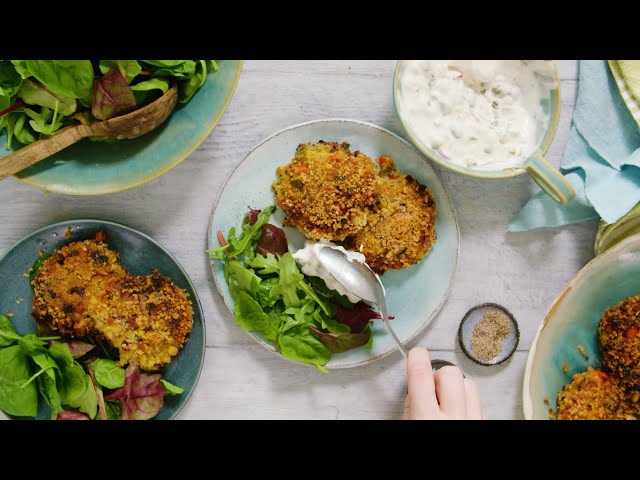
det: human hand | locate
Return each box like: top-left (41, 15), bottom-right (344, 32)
top-left (403, 347), bottom-right (486, 420)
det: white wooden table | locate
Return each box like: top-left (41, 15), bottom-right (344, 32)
top-left (0, 60), bottom-right (593, 420)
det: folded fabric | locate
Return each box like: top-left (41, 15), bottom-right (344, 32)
top-left (509, 60), bottom-right (640, 232)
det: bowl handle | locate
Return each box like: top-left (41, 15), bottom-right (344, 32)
top-left (523, 153), bottom-right (575, 204)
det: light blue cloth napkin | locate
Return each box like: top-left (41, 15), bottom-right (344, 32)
top-left (509, 60), bottom-right (640, 232)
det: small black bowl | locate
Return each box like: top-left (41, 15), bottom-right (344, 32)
top-left (458, 303), bottom-right (520, 366)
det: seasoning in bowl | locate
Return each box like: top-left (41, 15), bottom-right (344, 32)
top-left (395, 60), bottom-right (558, 171)
top-left (458, 303), bottom-right (520, 366)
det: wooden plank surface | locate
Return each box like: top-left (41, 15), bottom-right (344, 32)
top-left (0, 60), bottom-right (593, 420)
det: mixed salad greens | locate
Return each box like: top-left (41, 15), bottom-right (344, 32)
top-left (208, 206), bottom-right (388, 372)
top-left (0, 314), bottom-right (183, 420)
top-left (0, 60), bottom-right (217, 150)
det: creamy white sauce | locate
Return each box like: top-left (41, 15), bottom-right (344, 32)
top-left (396, 60), bottom-right (557, 171)
top-left (293, 240), bottom-right (366, 304)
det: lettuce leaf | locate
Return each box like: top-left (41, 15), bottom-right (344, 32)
top-left (104, 365), bottom-right (164, 420)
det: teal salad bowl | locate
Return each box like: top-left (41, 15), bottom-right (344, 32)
top-left (523, 233), bottom-right (640, 419)
top-left (0, 60), bottom-right (242, 195)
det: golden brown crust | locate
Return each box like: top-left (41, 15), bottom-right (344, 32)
top-left (345, 157), bottom-right (437, 274)
top-left (599, 295), bottom-right (640, 390)
top-left (556, 368), bottom-right (638, 420)
top-left (272, 141), bottom-right (378, 241)
top-left (32, 239), bottom-right (193, 372)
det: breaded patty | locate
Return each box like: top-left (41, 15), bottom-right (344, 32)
top-left (556, 368), bottom-right (638, 420)
top-left (272, 141), bottom-right (377, 241)
top-left (32, 238), bottom-right (193, 372)
top-left (599, 296), bottom-right (640, 390)
top-left (32, 240), bottom-right (128, 337)
top-left (92, 271), bottom-right (194, 372)
top-left (344, 157), bottom-right (436, 274)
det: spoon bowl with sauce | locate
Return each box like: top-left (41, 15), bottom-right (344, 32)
top-left (294, 241), bottom-right (409, 360)
top-left (393, 60), bottom-right (575, 204)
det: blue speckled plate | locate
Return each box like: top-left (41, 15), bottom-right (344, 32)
top-left (0, 220), bottom-right (205, 420)
top-left (523, 233), bottom-right (640, 419)
top-left (208, 119), bottom-right (460, 369)
top-left (0, 60), bottom-right (242, 195)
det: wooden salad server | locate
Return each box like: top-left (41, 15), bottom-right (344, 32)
top-left (0, 84), bottom-right (178, 182)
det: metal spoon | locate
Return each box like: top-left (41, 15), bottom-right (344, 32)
top-left (317, 246), bottom-right (408, 359)
top-left (0, 84), bottom-right (179, 182)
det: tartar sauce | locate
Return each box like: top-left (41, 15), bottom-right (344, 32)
top-left (396, 60), bottom-right (556, 170)
top-left (293, 240), bottom-right (366, 304)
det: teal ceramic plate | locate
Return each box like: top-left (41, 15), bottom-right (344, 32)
top-left (208, 119), bottom-right (460, 368)
top-left (523, 233), bottom-right (640, 419)
top-left (0, 220), bottom-right (205, 420)
top-left (0, 60), bottom-right (242, 195)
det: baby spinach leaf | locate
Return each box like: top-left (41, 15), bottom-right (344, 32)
top-left (269, 253), bottom-right (303, 307)
top-left (141, 60), bottom-right (189, 67)
top-left (225, 260), bottom-right (261, 301)
top-left (104, 365), bottom-right (164, 420)
top-left (0, 95), bottom-right (9, 113)
top-left (35, 367), bottom-right (62, 414)
top-left (131, 77), bottom-right (169, 94)
top-left (247, 253), bottom-right (280, 275)
top-left (178, 60), bottom-right (207, 104)
top-left (0, 314), bottom-right (20, 347)
top-left (277, 326), bottom-right (331, 372)
top-left (0, 60), bottom-right (23, 97)
top-left (18, 333), bottom-right (48, 355)
top-left (47, 341), bottom-right (74, 364)
top-left (309, 326), bottom-right (370, 353)
top-left (26, 60), bottom-right (94, 99)
top-left (234, 291), bottom-right (280, 341)
top-left (253, 277), bottom-right (279, 309)
top-left (0, 345), bottom-right (38, 417)
top-left (99, 60), bottom-right (141, 84)
top-left (64, 375), bottom-right (97, 419)
top-left (51, 340), bottom-right (95, 358)
top-left (18, 79), bottom-right (76, 116)
top-left (318, 314), bottom-right (350, 334)
top-left (4, 112), bottom-right (36, 148)
top-left (105, 400), bottom-right (122, 420)
top-left (9, 60), bottom-right (31, 79)
top-left (90, 358), bottom-right (125, 389)
top-left (131, 77), bottom-right (170, 106)
top-left (47, 342), bottom-right (98, 418)
top-left (160, 379), bottom-right (184, 395)
top-left (91, 68), bottom-right (136, 120)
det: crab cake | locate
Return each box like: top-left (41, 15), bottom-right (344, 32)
top-left (33, 238), bottom-right (193, 372)
top-left (599, 296), bottom-right (640, 390)
top-left (344, 156), bottom-right (436, 274)
top-left (556, 368), bottom-right (638, 420)
top-left (272, 141), bottom-right (378, 241)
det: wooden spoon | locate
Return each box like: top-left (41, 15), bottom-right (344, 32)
top-left (0, 84), bottom-right (179, 181)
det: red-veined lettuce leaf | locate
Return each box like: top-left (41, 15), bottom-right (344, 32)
top-left (91, 68), bottom-right (136, 121)
top-left (56, 410), bottom-right (90, 420)
top-left (309, 326), bottom-right (370, 353)
top-left (104, 365), bottom-right (164, 420)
